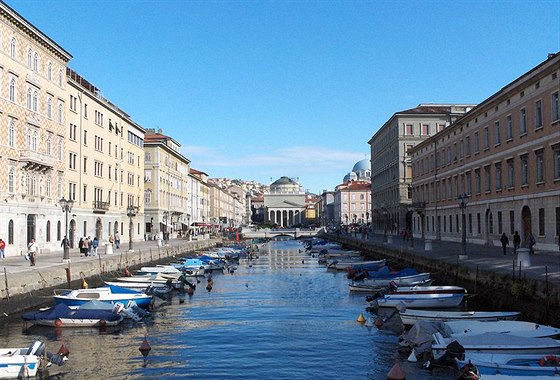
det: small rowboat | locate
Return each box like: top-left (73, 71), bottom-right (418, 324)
top-left (398, 309), bottom-right (520, 326)
top-left (457, 352), bottom-right (560, 377)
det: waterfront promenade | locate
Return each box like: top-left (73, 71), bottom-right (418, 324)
top-left (324, 231), bottom-right (560, 285)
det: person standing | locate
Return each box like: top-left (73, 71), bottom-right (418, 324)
top-left (27, 238), bottom-right (38, 266)
top-left (527, 232), bottom-right (536, 255)
top-left (82, 237), bottom-right (90, 257)
top-left (115, 232), bottom-right (121, 249)
top-left (0, 238), bottom-right (5, 259)
top-left (500, 233), bottom-right (509, 255)
top-left (91, 237), bottom-right (99, 256)
top-left (513, 231), bottom-right (521, 254)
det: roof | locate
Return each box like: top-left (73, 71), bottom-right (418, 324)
top-left (271, 176), bottom-right (298, 186)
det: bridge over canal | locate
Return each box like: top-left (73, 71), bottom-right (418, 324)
top-left (241, 228), bottom-right (322, 240)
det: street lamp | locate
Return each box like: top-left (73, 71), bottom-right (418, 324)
top-left (126, 205), bottom-right (137, 251)
top-left (163, 211), bottom-right (169, 243)
top-left (457, 193), bottom-right (469, 259)
top-left (59, 197), bottom-right (74, 263)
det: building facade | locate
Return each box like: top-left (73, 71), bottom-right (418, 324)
top-left (0, 3), bottom-right (71, 256)
top-left (264, 176), bottom-right (306, 227)
top-left (368, 104), bottom-right (474, 236)
top-left (67, 69), bottom-right (145, 248)
top-left (410, 53), bottom-right (560, 251)
top-left (144, 129), bottom-right (190, 240)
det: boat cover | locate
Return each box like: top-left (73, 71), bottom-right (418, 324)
top-left (22, 303), bottom-right (120, 322)
top-left (367, 267), bottom-right (418, 278)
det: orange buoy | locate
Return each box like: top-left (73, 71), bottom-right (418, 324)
top-left (206, 284), bottom-right (212, 292)
top-left (54, 318), bottom-right (62, 327)
top-left (374, 318), bottom-right (383, 328)
top-left (187, 287), bottom-right (194, 296)
top-left (357, 313), bottom-right (366, 323)
top-left (58, 344), bottom-right (70, 357)
top-left (387, 361), bottom-right (405, 380)
top-left (99, 320), bottom-right (106, 328)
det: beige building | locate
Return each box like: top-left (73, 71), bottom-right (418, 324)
top-left (144, 129), bottom-right (190, 240)
top-left (66, 69), bottom-right (145, 248)
top-left (0, 3), bottom-right (71, 256)
top-left (410, 52), bottom-right (560, 251)
top-left (264, 176), bottom-right (306, 227)
top-left (368, 104), bottom-right (474, 236)
top-left (189, 168), bottom-right (210, 234)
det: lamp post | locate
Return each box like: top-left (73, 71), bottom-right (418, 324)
top-left (457, 193), bottom-right (469, 259)
top-left (59, 197), bottom-right (74, 263)
top-left (126, 205), bottom-right (137, 252)
top-left (163, 211), bottom-right (169, 243)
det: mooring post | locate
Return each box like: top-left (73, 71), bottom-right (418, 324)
top-left (3, 268), bottom-right (10, 301)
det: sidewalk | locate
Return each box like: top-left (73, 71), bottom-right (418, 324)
top-left (329, 232), bottom-right (560, 284)
top-left (0, 238), bottom-right (201, 275)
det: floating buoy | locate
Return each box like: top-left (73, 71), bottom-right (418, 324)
top-left (357, 313), bottom-right (366, 323)
top-left (187, 287), bottom-right (194, 296)
top-left (206, 284), bottom-right (212, 292)
top-left (58, 343), bottom-right (70, 357)
top-left (99, 320), bottom-right (106, 328)
top-left (387, 361), bottom-right (405, 380)
top-left (139, 338), bottom-right (151, 358)
top-left (375, 318), bottom-right (383, 328)
top-left (82, 278), bottom-right (88, 289)
top-left (124, 266), bottom-right (131, 277)
top-left (54, 318), bottom-right (62, 327)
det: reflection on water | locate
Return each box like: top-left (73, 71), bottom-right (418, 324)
top-left (0, 239), bottom-right (456, 379)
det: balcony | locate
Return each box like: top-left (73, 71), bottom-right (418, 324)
top-left (19, 149), bottom-right (54, 172)
top-left (93, 200), bottom-right (110, 213)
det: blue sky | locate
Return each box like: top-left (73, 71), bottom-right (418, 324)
top-left (8, 0), bottom-right (560, 194)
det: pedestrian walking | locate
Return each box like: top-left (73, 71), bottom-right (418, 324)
top-left (83, 237), bottom-right (90, 257)
top-left (0, 238), bottom-right (5, 259)
top-left (500, 233), bottom-right (509, 255)
top-left (61, 235), bottom-right (69, 249)
top-left (87, 236), bottom-right (93, 256)
top-left (78, 237), bottom-right (85, 256)
top-left (513, 231), bottom-right (520, 254)
top-left (91, 236), bottom-right (99, 256)
top-left (27, 238), bottom-right (38, 266)
top-left (527, 232), bottom-right (536, 255)
top-left (115, 232), bottom-right (121, 249)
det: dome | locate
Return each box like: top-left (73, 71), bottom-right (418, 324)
top-left (352, 159), bottom-right (370, 173)
top-left (271, 176), bottom-right (296, 186)
top-left (270, 176), bottom-right (301, 193)
top-left (343, 172), bottom-right (358, 183)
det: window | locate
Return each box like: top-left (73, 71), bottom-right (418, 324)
top-left (127, 172), bottom-right (134, 186)
top-left (83, 130), bottom-right (87, 146)
top-left (10, 37), bottom-right (16, 58)
top-left (32, 90), bottom-right (38, 112)
top-left (484, 127), bottom-right (490, 149)
top-left (489, 213), bottom-right (494, 234)
top-left (68, 183), bottom-right (77, 201)
top-left (477, 213), bottom-right (481, 234)
top-left (538, 208), bottom-right (545, 236)
top-left (46, 221), bottom-right (50, 242)
top-left (520, 108), bottom-right (527, 134)
top-left (8, 117), bottom-right (15, 147)
top-left (83, 185), bottom-right (87, 202)
top-left (484, 165), bottom-right (491, 192)
top-left (58, 69), bottom-right (63, 87)
top-left (507, 159), bottom-right (514, 188)
top-left (83, 157), bottom-right (87, 173)
top-left (474, 132), bottom-right (480, 153)
top-left (554, 144), bottom-right (560, 180)
top-left (468, 214), bottom-right (472, 234)
top-left (27, 48), bottom-right (32, 67)
top-left (506, 115), bottom-right (513, 140)
top-left (69, 152), bottom-right (77, 170)
top-left (46, 134), bottom-right (52, 156)
top-left (498, 211), bottom-right (503, 234)
top-left (535, 149), bottom-right (544, 183)
top-left (8, 220), bottom-right (13, 244)
top-left (495, 162), bottom-right (502, 190)
top-left (47, 62), bottom-right (52, 80)
top-left (465, 171), bottom-right (472, 195)
top-left (553, 92), bottom-right (559, 122)
top-left (8, 167), bottom-right (15, 193)
top-left (521, 154), bottom-right (528, 185)
top-left (405, 124), bottom-right (413, 135)
top-left (94, 161), bottom-right (103, 177)
top-left (46, 177), bottom-right (51, 197)
top-left (475, 168), bottom-right (481, 194)
top-left (494, 121), bottom-right (500, 145)
top-left (535, 100), bottom-right (543, 129)
top-left (26, 88), bottom-right (32, 109)
top-left (33, 52), bottom-right (38, 72)
top-left (465, 136), bottom-right (471, 156)
top-left (47, 97), bottom-right (52, 118)
top-left (510, 210), bottom-right (515, 235)
top-left (58, 102), bottom-right (63, 123)
top-left (57, 140), bottom-right (62, 161)
top-left (57, 220), bottom-right (61, 241)
top-left (69, 123), bottom-right (77, 140)
top-left (421, 124), bottom-right (429, 135)
top-left (9, 76), bottom-right (15, 102)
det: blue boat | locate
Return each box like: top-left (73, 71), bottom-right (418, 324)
top-left (22, 303), bottom-right (123, 327)
top-left (53, 284), bottom-right (152, 309)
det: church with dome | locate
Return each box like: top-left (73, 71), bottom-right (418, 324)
top-left (263, 176), bottom-right (307, 227)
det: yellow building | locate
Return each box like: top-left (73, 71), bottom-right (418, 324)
top-left (0, 3), bottom-right (71, 256)
top-left (66, 69), bottom-right (145, 249)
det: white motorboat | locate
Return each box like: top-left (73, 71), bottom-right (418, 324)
top-left (137, 265), bottom-right (182, 275)
top-left (349, 279), bottom-right (432, 293)
top-left (443, 320), bottom-right (560, 339)
top-left (327, 258), bottom-right (386, 270)
top-left (359, 272), bottom-right (432, 288)
top-left (457, 352), bottom-right (560, 377)
top-left (398, 309), bottom-right (520, 326)
top-left (370, 292), bottom-right (465, 309)
top-left (432, 332), bottom-right (560, 360)
top-left (0, 341), bottom-right (67, 379)
top-left (53, 285), bottom-right (152, 309)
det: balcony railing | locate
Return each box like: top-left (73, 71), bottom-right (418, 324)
top-left (93, 200), bottom-right (110, 213)
top-left (19, 149), bottom-right (54, 172)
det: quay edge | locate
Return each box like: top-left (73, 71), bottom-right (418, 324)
top-left (323, 233), bottom-right (560, 327)
top-left (0, 239), bottom-right (220, 319)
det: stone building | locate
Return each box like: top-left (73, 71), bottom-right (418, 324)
top-left (410, 52), bottom-right (560, 251)
top-left (264, 176), bottom-right (306, 227)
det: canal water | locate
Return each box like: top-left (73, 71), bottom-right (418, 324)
top-left (0, 240), bottom-right (457, 379)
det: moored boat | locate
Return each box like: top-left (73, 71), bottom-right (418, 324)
top-left (456, 352), bottom-right (560, 377)
top-left (0, 341), bottom-right (67, 379)
top-left (53, 284), bottom-right (152, 309)
top-left (349, 279), bottom-right (432, 293)
top-left (398, 309), bottom-right (520, 326)
top-left (22, 303), bottom-right (123, 327)
top-left (444, 320), bottom-right (560, 339)
top-left (369, 292), bottom-right (465, 309)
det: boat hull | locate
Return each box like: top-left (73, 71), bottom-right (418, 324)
top-left (374, 293), bottom-right (465, 308)
top-left (399, 310), bottom-right (520, 326)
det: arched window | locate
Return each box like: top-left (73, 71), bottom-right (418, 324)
top-left (58, 103), bottom-right (63, 123)
top-left (8, 167), bottom-right (14, 193)
top-left (47, 97), bottom-right (52, 118)
top-left (83, 221), bottom-right (87, 237)
top-left (46, 177), bottom-right (52, 197)
top-left (46, 221), bottom-right (51, 242)
top-left (58, 69), bottom-right (63, 87)
top-left (27, 48), bottom-right (32, 67)
top-left (26, 88), bottom-right (32, 109)
top-left (47, 62), bottom-right (52, 80)
top-left (10, 37), bottom-right (16, 58)
top-left (32, 90), bottom-right (38, 112)
top-left (57, 220), bottom-right (61, 241)
top-left (8, 118), bottom-right (15, 147)
top-left (9, 77), bottom-right (15, 101)
top-left (57, 176), bottom-right (62, 198)
top-left (33, 52), bottom-right (38, 72)
top-left (46, 135), bottom-right (52, 156)
top-left (57, 140), bottom-right (62, 161)
top-left (8, 220), bottom-right (14, 244)
top-left (32, 130), bottom-right (38, 151)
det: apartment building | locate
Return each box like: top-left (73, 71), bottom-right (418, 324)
top-left (410, 53), bottom-right (560, 251)
top-left (66, 69), bottom-right (145, 247)
top-left (144, 129), bottom-right (190, 239)
top-left (0, 3), bottom-right (71, 256)
top-left (189, 168), bottom-right (210, 234)
top-left (368, 104), bottom-right (474, 236)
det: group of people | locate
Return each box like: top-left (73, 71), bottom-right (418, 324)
top-left (500, 231), bottom-right (536, 255)
top-left (77, 236), bottom-right (100, 257)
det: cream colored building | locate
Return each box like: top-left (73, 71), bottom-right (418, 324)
top-left (264, 176), bottom-right (306, 227)
top-left (0, 3), bottom-right (71, 256)
top-left (410, 53), bottom-right (560, 251)
top-left (368, 104), bottom-right (474, 236)
top-left (144, 129), bottom-right (190, 239)
top-left (189, 168), bottom-right (210, 234)
top-left (66, 69), bottom-right (145, 248)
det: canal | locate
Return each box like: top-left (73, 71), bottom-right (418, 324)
top-left (0, 239), bottom-right (457, 379)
